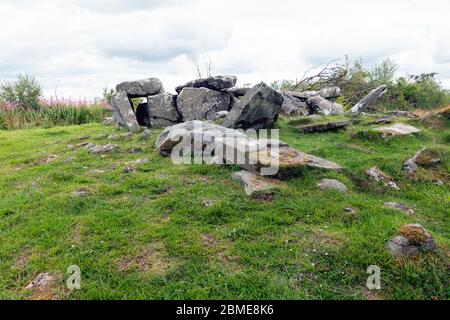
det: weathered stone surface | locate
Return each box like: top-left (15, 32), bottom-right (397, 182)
top-left (156, 121), bottom-right (343, 178)
top-left (387, 236), bottom-right (420, 258)
top-left (307, 96), bottom-right (344, 116)
top-left (214, 110), bottom-right (229, 120)
top-left (384, 202), bottom-right (415, 215)
top-left (175, 75), bottom-right (237, 93)
top-left (318, 86), bottom-right (342, 99)
top-left (348, 85), bottom-right (388, 114)
top-left (232, 170), bottom-right (281, 198)
top-left (388, 224), bottom-right (435, 258)
top-left (366, 167), bottom-right (399, 190)
top-left (111, 91), bottom-right (140, 132)
top-left (139, 129), bottom-right (152, 140)
top-left (223, 82), bottom-right (284, 130)
top-left (281, 93), bottom-right (309, 116)
top-left (374, 123), bottom-right (421, 138)
top-left (403, 148), bottom-right (440, 174)
top-left (297, 120), bottom-right (350, 133)
top-left (147, 93), bottom-right (179, 122)
top-left (177, 87), bottom-right (231, 121)
top-left (226, 86), bottom-right (250, 97)
top-left (281, 86), bottom-right (342, 100)
top-left (103, 117), bottom-right (114, 126)
top-left (116, 78), bottom-right (164, 98)
top-left (72, 188), bottom-right (91, 197)
top-left (25, 273), bottom-right (55, 290)
top-left (150, 118), bottom-right (178, 129)
top-left (87, 144), bottom-right (118, 154)
top-left (317, 178), bottom-right (348, 193)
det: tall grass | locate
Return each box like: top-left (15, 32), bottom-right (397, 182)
top-left (0, 97), bottom-right (111, 130)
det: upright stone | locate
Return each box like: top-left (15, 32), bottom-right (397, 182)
top-left (223, 82), bottom-right (284, 130)
top-left (148, 93), bottom-right (180, 122)
top-left (111, 91), bottom-right (140, 132)
top-left (177, 88), bottom-right (231, 121)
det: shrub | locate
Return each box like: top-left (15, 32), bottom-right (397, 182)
top-left (0, 74), bottom-right (42, 111)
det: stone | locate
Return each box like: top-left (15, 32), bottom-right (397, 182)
top-left (150, 118), bottom-right (178, 128)
top-left (280, 93), bottom-right (309, 116)
top-left (139, 129), bottom-right (152, 140)
top-left (147, 93), bottom-right (180, 122)
top-left (232, 170), bottom-right (280, 198)
top-left (318, 86), bottom-right (342, 99)
top-left (399, 224), bottom-right (434, 246)
top-left (116, 78), bottom-right (164, 98)
top-left (25, 273), bottom-right (55, 290)
top-left (175, 75), bottom-right (237, 93)
top-left (213, 110), bottom-right (229, 120)
top-left (108, 132), bottom-right (132, 141)
top-left (384, 202), bottom-right (415, 215)
top-left (307, 96), bottom-right (344, 116)
top-left (103, 117), bottom-right (114, 126)
top-left (156, 121), bottom-right (343, 178)
top-left (223, 82), bottom-right (284, 130)
top-left (134, 158), bottom-right (150, 165)
top-left (348, 85), bottom-right (388, 114)
top-left (317, 178), bottom-right (348, 193)
top-left (281, 86), bottom-right (341, 100)
top-left (403, 148), bottom-right (440, 174)
top-left (226, 87), bottom-right (250, 97)
top-left (297, 120), bottom-right (350, 133)
top-left (111, 91), bottom-right (140, 132)
top-left (374, 123), bottom-right (421, 138)
top-left (87, 144), bottom-right (118, 154)
top-left (123, 167), bottom-right (134, 174)
top-left (366, 167), bottom-right (399, 190)
top-left (72, 188), bottom-right (91, 197)
top-left (368, 117), bottom-right (393, 125)
top-left (344, 207), bottom-right (357, 214)
top-left (177, 87), bottom-right (231, 121)
top-left (387, 236), bottom-right (419, 258)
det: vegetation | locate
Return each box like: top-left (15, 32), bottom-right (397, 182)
top-left (0, 113), bottom-right (448, 300)
top-left (271, 57), bottom-right (450, 111)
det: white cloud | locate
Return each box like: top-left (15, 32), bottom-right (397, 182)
top-left (0, 0), bottom-right (449, 98)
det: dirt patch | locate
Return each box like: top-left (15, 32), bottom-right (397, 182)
top-left (12, 249), bottom-right (30, 270)
top-left (24, 272), bottom-right (66, 300)
top-left (70, 221), bottom-right (83, 244)
top-left (201, 233), bottom-right (220, 249)
top-left (117, 242), bottom-right (177, 276)
top-left (362, 288), bottom-right (383, 300)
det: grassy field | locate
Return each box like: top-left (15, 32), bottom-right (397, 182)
top-left (0, 114), bottom-right (448, 300)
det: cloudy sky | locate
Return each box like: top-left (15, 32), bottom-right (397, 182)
top-left (0, 0), bottom-right (449, 99)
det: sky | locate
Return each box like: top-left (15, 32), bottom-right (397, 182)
top-left (0, 0), bottom-right (449, 99)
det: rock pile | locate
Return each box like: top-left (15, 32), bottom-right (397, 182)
top-left (387, 224), bottom-right (435, 258)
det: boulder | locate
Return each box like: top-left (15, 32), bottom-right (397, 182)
top-left (232, 170), bottom-right (281, 198)
top-left (177, 87), bottom-right (231, 122)
top-left (280, 93), bottom-right (309, 116)
top-left (318, 86), bottom-right (342, 99)
top-left (226, 87), bottom-right (250, 97)
top-left (387, 236), bottom-right (420, 258)
top-left (297, 120), bottom-right (350, 133)
top-left (280, 86), bottom-right (341, 100)
top-left (383, 202), bottom-right (415, 215)
top-left (223, 82), bottom-right (284, 130)
top-left (147, 93), bottom-right (180, 122)
top-left (116, 78), bottom-right (164, 98)
top-left (307, 96), bottom-right (344, 116)
top-left (317, 178), bottom-right (348, 193)
top-left (111, 91), bottom-right (140, 132)
top-left (156, 121), bottom-right (343, 178)
top-left (374, 123), bottom-right (421, 138)
top-left (175, 75), bottom-right (237, 93)
top-left (403, 148), bottom-right (440, 174)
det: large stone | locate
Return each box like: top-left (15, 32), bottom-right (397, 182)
top-left (177, 88), bottom-right (231, 121)
top-left (232, 170), bottom-right (281, 198)
top-left (147, 93), bottom-right (179, 122)
top-left (223, 82), bottom-right (284, 130)
top-left (374, 123), bottom-right (421, 138)
top-left (317, 178), bottom-right (348, 193)
top-left (403, 148), bottom-right (440, 174)
top-left (280, 93), bottom-right (309, 116)
top-left (226, 87), bottom-right (250, 97)
top-left (156, 121), bottom-right (343, 178)
top-left (281, 86), bottom-right (341, 100)
top-left (307, 96), bottom-right (344, 116)
top-left (318, 86), bottom-right (342, 99)
top-left (175, 75), bottom-right (237, 93)
top-left (297, 120), bottom-right (350, 133)
top-left (150, 118), bottom-right (178, 129)
top-left (111, 91), bottom-right (140, 132)
top-left (348, 85), bottom-right (388, 115)
top-left (116, 78), bottom-right (164, 98)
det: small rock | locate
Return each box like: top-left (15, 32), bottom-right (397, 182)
top-left (128, 147), bottom-right (143, 154)
top-left (123, 167), bottom-right (134, 174)
top-left (134, 158), bottom-right (149, 165)
top-left (25, 273), bottom-right (55, 290)
top-left (399, 224), bottom-right (434, 246)
top-left (367, 167), bottom-right (399, 190)
top-left (432, 179), bottom-right (444, 186)
top-left (103, 117), bottom-right (114, 126)
top-left (88, 144), bottom-right (118, 154)
top-left (64, 157), bottom-right (75, 163)
top-left (384, 202), bottom-right (415, 215)
top-left (317, 178), bottom-right (348, 193)
top-left (72, 188), bottom-right (91, 197)
top-left (232, 170), bottom-right (281, 199)
top-left (344, 207), bottom-right (357, 214)
top-left (139, 129), bottom-right (152, 140)
top-left (387, 236), bottom-right (419, 258)
top-left (202, 199), bottom-right (215, 207)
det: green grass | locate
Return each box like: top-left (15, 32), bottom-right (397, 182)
top-left (0, 115), bottom-right (448, 300)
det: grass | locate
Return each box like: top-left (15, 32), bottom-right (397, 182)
top-left (0, 114), bottom-right (448, 300)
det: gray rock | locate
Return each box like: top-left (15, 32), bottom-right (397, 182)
top-left (348, 85), bottom-right (388, 115)
top-left (280, 93), bottom-right (309, 116)
top-left (387, 236), bottom-right (419, 258)
top-left (374, 123), bottom-right (421, 138)
top-left (226, 86), bottom-right (250, 97)
top-left (103, 117), bottom-right (114, 126)
top-left (214, 110), bottom-right (229, 119)
top-left (111, 91), bottom-right (140, 132)
top-left (318, 86), bottom-right (342, 99)
top-left (147, 92), bottom-right (180, 122)
top-left (317, 178), bottom-right (348, 193)
top-left (139, 129), bottom-right (152, 140)
top-left (384, 202), bottom-right (415, 215)
top-left (123, 166), bottom-right (134, 174)
top-left (387, 224), bottom-right (436, 258)
top-left (150, 118), bottom-right (178, 128)
top-left (403, 148), bottom-right (440, 174)
top-left (232, 170), bottom-right (280, 198)
top-left (134, 158), bottom-right (150, 165)
top-left (366, 167), bottom-right (400, 190)
top-left (177, 87), bottom-right (231, 121)
top-left (223, 82), bottom-right (284, 130)
top-left (307, 96), bottom-right (344, 116)
top-left (87, 144), bottom-right (118, 154)
top-left (72, 188), bottom-right (91, 197)
top-left (25, 273), bottom-right (55, 290)
top-left (175, 75), bottom-right (237, 93)
top-left (116, 78), bottom-right (164, 98)
top-left (297, 120), bottom-right (350, 133)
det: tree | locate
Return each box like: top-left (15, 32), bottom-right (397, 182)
top-left (0, 74), bottom-right (42, 110)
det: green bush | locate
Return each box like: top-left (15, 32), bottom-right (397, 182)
top-left (0, 74), bottom-right (42, 110)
